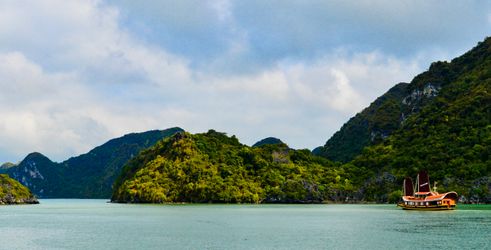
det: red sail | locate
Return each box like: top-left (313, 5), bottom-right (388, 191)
top-left (403, 177), bottom-right (414, 196)
top-left (417, 170), bottom-right (431, 192)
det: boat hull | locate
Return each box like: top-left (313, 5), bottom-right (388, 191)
top-left (397, 203), bottom-right (455, 211)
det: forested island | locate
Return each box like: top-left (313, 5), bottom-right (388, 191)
top-left (0, 174), bottom-right (38, 205)
top-left (112, 130), bottom-right (345, 203)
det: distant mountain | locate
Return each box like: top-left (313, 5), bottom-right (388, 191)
top-left (5, 152), bottom-right (63, 197)
top-left (252, 137), bottom-right (284, 147)
top-left (0, 174), bottom-right (38, 204)
top-left (4, 127), bottom-right (183, 198)
top-left (0, 162), bottom-right (16, 171)
top-left (112, 130), bottom-right (341, 204)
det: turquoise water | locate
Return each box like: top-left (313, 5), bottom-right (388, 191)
top-left (0, 200), bottom-right (490, 249)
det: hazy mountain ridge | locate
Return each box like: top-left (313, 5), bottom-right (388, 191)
top-left (3, 128), bottom-right (183, 198)
top-left (0, 162), bottom-right (16, 171)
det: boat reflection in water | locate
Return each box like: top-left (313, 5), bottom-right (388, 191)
top-left (397, 170), bottom-right (457, 210)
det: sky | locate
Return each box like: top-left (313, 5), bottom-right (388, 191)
top-left (0, 0), bottom-right (490, 163)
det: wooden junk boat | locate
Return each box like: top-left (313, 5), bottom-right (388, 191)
top-left (397, 170), bottom-right (458, 210)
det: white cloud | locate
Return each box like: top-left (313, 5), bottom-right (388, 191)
top-left (280, 51), bottom-right (422, 115)
top-left (326, 69), bottom-right (363, 113)
top-left (0, 49), bottom-right (194, 161)
top-left (0, 0), bottom-right (479, 163)
top-left (0, 51), bottom-right (105, 159)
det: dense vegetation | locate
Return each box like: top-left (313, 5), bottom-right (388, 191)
top-left (0, 174), bottom-right (38, 205)
top-left (112, 130), bottom-right (358, 203)
top-left (1, 128), bottom-right (183, 198)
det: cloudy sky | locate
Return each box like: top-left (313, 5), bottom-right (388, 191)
top-left (0, 0), bottom-right (490, 163)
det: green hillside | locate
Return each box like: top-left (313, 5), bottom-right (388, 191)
top-left (112, 130), bottom-right (353, 203)
top-left (2, 128), bottom-right (183, 198)
top-left (0, 174), bottom-right (38, 205)
top-left (317, 38), bottom-right (491, 163)
top-left (332, 38), bottom-right (491, 203)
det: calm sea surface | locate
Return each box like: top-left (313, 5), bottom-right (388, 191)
top-left (0, 199), bottom-right (490, 249)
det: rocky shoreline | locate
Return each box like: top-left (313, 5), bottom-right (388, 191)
top-left (0, 195), bottom-right (39, 205)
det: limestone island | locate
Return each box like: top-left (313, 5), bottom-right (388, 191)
top-left (0, 174), bottom-right (39, 205)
